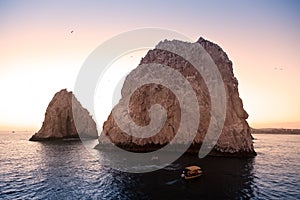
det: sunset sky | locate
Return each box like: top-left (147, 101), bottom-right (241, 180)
top-left (0, 0), bottom-right (299, 131)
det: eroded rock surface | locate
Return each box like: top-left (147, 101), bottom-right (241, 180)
top-left (97, 37), bottom-right (256, 157)
top-left (30, 89), bottom-right (98, 141)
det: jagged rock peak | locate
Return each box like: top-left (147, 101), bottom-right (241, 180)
top-left (29, 89), bottom-right (98, 141)
top-left (97, 37), bottom-right (256, 157)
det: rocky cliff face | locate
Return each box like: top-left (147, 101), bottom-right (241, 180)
top-left (97, 37), bottom-right (256, 157)
top-left (30, 89), bottom-right (98, 141)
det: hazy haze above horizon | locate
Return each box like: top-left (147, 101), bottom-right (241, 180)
top-left (0, 0), bottom-right (299, 131)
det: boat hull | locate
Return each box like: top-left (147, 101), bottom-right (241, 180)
top-left (183, 173), bottom-right (202, 180)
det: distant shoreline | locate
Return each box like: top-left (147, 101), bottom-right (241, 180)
top-left (1, 128), bottom-right (300, 135)
top-left (251, 128), bottom-right (300, 135)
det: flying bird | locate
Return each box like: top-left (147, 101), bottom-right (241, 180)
top-left (70, 30), bottom-right (74, 34)
top-left (274, 67), bottom-right (284, 70)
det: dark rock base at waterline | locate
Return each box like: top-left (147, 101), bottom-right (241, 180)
top-left (29, 134), bottom-right (98, 141)
top-left (94, 143), bottom-right (257, 158)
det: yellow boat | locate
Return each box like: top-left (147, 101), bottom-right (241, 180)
top-left (181, 166), bottom-right (203, 180)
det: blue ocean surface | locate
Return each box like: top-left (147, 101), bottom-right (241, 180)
top-left (0, 132), bottom-right (299, 199)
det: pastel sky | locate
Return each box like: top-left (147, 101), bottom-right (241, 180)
top-left (0, 0), bottom-right (299, 131)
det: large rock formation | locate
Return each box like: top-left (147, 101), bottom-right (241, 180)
top-left (30, 89), bottom-right (98, 141)
top-left (97, 37), bottom-right (256, 157)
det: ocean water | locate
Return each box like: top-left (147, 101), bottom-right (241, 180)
top-left (0, 132), bottom-right (299, 199)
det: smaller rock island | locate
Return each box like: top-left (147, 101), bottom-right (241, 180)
top-left (29, 89), bottom-right (98, 141)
